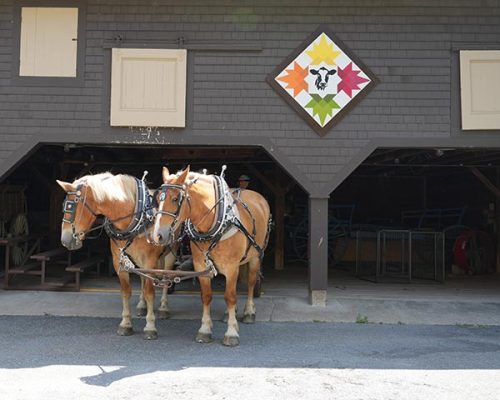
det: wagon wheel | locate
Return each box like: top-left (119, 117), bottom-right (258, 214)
top-left (10, 213), bottom-right (29, 266)
top-left (292, 218), bottom-right (348, 266)
top-left (328, 219), bottom-right (348, 267)
top-left (292, 219), bottom-right (309, 261)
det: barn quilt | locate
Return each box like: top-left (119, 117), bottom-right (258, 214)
top-left (267, 26), bottom-right (378, 136)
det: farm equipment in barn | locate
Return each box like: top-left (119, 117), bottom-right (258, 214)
top-left (0, 185), bottom-right (34, 273)
top-left (289, 204), bottom-right (355, 267)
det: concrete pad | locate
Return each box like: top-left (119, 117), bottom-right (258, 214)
top-left (2, 282), bottom-right (500, 326)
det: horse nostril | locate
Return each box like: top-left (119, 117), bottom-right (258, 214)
top-left (157, 233), bottom-right (163, 242)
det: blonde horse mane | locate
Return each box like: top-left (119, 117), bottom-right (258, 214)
top-left (73, 172), bottom-right (136, 203)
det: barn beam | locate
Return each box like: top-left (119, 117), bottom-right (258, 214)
top-left (244, 163), bottom-right (289, 271)
top-left (468, 167), bottom-right (500, 198)
top-left (309, 196), bottom-right (329, 306)
top-left (469, 167), bottom-right (500, 274)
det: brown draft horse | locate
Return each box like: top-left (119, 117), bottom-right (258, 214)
top-left (152, 166), bottom-right (271, 346)
top-left (56, 172), bottom-right (176, 340)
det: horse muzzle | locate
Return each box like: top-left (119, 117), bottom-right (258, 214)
top-left (61, 229), bottom-right (83, 251)
top-left (153, 225), bottom-right (171, 246)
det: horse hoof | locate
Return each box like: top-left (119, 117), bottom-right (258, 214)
top-left (242, 313), bottom-right (256, 324)
top-left (222, 335), bottom-right (240, 347)
top-left (144, 330), bottom-right (158, 340)
top-left (157, 310), bottom-right (171, 319)
top-left (136, 307), bottom-right (147, 317)
top-left (117, 326), bottom-right (134, 336)
top-left (195, 332), bottom-right (213, 343)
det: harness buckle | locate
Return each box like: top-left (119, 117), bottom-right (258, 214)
top-left (205, 255), bottom-right (218, 277)
top-left (119, 251), bottom-right (136, 272)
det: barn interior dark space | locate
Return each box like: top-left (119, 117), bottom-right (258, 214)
top-left (329, 148), bottom-right (500, 281)
top-left (0, 144), bottom-right (306, 290)
top-left (1, 145), bottom-right (500, 290)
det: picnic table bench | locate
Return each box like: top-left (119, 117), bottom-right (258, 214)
top-left (29, 247), bottom-right (71, 285)
top-left (66, 256), bottom-right (103, 291)
top-left (3, 237), bottom-right (104, 290)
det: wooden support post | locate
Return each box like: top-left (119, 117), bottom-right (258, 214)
top-left (309, 196), bottom-right (329, 306)
top-left (496, 169), bottom-right (500, 274)
top-left (244, 163), bottom-right (289, 271)
top-left (469, 167), bottom-right (500, 273)
top-left (274, 190), bottom-right (285, 271)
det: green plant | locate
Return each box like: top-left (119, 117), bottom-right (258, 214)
top-left (356, 314), bottom-right (369, 324)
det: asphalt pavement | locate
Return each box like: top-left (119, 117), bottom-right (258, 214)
top-left (0, 315), bottom-right (499, 399)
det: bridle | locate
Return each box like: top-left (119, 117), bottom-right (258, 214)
top-left (154, 183), bottom-right (189, 244)
top-left (62, 177), bottom-right (155, 244)
top-left (62, 183), bottom-right (101, 242)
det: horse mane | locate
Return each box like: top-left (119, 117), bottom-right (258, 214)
top-left (73, 172), bottom-right (136, 203)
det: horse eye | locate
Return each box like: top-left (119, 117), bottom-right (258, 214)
top-left (172, 197), bottom-right (178, 203)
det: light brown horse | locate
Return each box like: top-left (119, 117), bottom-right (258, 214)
top-left (56, 172), bottom-right (176, 340)
top-left (152, 166), bottom-right (271, 346)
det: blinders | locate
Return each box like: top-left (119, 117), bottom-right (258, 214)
top-left (61, 183), bottom-right (100, 240)
top-left (156, 183), bottom-right (187, 220)
top-left (62, 186), bottom-right (83, 224)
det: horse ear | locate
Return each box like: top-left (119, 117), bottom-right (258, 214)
top-left (56, 180), bottom-right (76, 193)
top-left (176, 165), bottom-right (190, 184)
top-left (162, 167), bottom-right (170, 183)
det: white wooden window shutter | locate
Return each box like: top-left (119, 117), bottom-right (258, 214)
top-left (460, 50), bottom-right (500, 130)
top-left (110, 48), bottom-right (187, 127)
top-left (20, 7), bottom-right (78, 77)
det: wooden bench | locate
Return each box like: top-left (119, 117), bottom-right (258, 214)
top-left (29, 247), bottom-right (71, 285)
top-left (8, 262), bottom-right (42, 274)
top-left (31, 247), bottom-right (67, 261)
top-left (66, 256), bottom-right (103, 291)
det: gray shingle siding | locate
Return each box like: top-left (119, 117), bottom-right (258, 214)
top-left (1, 0), bottom-right (500, 192)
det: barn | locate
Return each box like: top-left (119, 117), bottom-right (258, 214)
top-left (1, 0), bottom-right (500, 305)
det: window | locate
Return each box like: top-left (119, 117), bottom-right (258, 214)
top-left (19, 7), bottom-right (78, 77)
top-left (460, 50), bottom-right (500, 130)
top-left (110, 48), bottom-right (187, 127)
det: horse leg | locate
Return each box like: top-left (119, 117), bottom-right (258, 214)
top-left (158, 252), bottom-right (176, 319)
top-left (222, 265), bottom-right (243, 323)
top-left (135, 277), bottom-right (147, 317)
top-left (242, 257), bottom-right (260, 324)
top-left (222, 266), bottom-right (240, 347)
top-left (142, 276), bottom-right (158, 340)
top-left (195, 276), bottom-right (213, 343)
top-left (116, 270), bottom-right (134, 336)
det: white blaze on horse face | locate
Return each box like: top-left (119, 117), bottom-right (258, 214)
top-left (57, 180), bottom-right (81, 249)
top-left (153, 196), bottom-right (166, 244)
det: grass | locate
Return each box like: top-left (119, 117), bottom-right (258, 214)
top-left (356, 314), bottom-right (369, 324)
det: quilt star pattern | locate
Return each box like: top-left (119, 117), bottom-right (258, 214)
top-left (267, 26), bottom-right (378, 136)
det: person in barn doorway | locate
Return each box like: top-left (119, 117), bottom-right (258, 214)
top-left (238, 174), bottom-right (251, 190)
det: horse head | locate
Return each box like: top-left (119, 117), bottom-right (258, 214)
top-left (152, 166), bottom-right (191, 246)
top-left (56, 179), bottom-right (100, 250)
